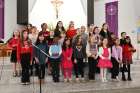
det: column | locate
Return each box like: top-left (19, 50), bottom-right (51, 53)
top-left (87, 0), bottom-right (94, 26)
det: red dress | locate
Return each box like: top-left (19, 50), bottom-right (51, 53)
top-left (41, 31), bottom-right (50, 38)
top-left (122, 44), bottom-right (134, 64)
top-left (97, 48), bottom-right (112, 68)
top-left (17, 40), bottom-right (33, 62)
top-left (66, 29), bottom-right (77, 39)
top-left (8, 38), bottom-right (20, 62)
top-left (61, 48), bottom-right (73, 69)
top-left (8, 38), bottom-right (20, 50)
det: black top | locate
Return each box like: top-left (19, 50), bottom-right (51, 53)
top-left (99, 30), bottom-right (111, 39)
top-left (120, 38), bottom-right (126, 46)
top-left (46, 36), bottom-right (54, 46)
top-left (54, 30), bottom-right (61, 37)
top-left (73, 46), bottom-right (86, 59)
top-left (54, 29), bottom-right (65, 37)
top-left (34, 43), bottom-right (49, 64)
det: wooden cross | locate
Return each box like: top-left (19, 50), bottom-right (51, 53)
top-left (51, 0), bottom-right (63, 19)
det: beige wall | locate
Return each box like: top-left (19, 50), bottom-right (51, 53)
top-left (4, 0), bottom-right (17, 42)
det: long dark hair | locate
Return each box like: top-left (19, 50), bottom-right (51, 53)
top-left (125, 36), bottom-right (133, 47)
top-left (75, 35), bottom-right (83, 46)
top-left (93, 26), bottom-right (98, 34)
top-left (62, 37), bottom-right (72, 51)
top-left (20, 29), bottom-right (31, 46)
top-left (54, 21), bottom-right (65, 32)
top-left (100, 23), bottom-right (111, 39)
top-left (100, 38), bottom-right (109, 48)
top-left (101, 23), bottom-right (109, 32)
top-left (13, 31), bottom-right (20, 38)
top-left (7, 31), bottom-right (20, 43)
top-left (35, 32), bottom-right (46, 45)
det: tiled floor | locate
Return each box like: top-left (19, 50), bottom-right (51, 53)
top-left (0, 57), bottom-right (140, 93)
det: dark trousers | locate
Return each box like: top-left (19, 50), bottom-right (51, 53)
top-left (111, 57), bottom-right (119, 79)
top-left (122, 64), bottom-right (131, 79)
top-left (50, 62), bottom-right (60, 82)
top-left (38, 64), bottom-right (46, 79)
top-left (29, 58), bottom-right (35, 76)
top-left (20, 53), bottom-right (30, 83)
top-left (88, 57), bottom-right (97, 80)
top-left (29, 58), bottom-right (39, 76)
top-left (74, 58), bottom-right (84, 78)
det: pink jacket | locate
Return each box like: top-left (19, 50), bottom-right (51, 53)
top-left (61, 48), bottom-right (73, 69)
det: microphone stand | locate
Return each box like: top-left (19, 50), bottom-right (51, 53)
top-left (32, 43), bottom-right (61, 93)
top-left (39, 63), bottom-right (42, 93)
top-left (32, 43), bottom-right (44, 93)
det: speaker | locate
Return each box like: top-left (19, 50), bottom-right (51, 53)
top-left (17, 0), bottom-right (28, 25)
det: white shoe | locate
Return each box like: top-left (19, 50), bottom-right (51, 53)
top-left (104, 78), bottom-right (108, 82)
top-left (64, 79), bottom-right (68, 83)
top-left (76, 78), bottom-right (80, 83)
top-left (68, 78), bottom-right (73, 83)
top-left (101, 78), bottom-right (105, 82)
top-left (21, 82), bottom-right (26, 85)
top-left (116, 76), bottom-right (120, 81)
top-left (81, 78), bottom-right (85, 81)
top-left (81, 78), bottom-right (85, 82)
top-left (26, 82), bottom-right (30, 85)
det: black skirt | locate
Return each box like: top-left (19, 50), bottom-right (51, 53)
top-left (10, 50), bottom-right (17, 63)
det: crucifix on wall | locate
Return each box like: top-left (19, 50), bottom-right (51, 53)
top-left (51, 0), bottom-right (63, 19)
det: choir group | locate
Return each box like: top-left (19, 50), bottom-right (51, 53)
top-left (7, 21), bottom-right (136, 85)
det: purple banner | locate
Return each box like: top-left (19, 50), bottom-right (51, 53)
top-left (0, 0), bottom-right (4, 39)
top-left (106, 1), bottom-right (118, 36)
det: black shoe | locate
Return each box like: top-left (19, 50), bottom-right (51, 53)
top-left (53, 78), bottom-right (59, 83)
top-left (30, 71), bottom-right (33, 76)
top-left (56, 79), bottom-right (60, 82)
top-left (53, 78), bottom-right (57, 82)
top-left (128, 77), bottom-right (132, 81)
top-left (122, 77), bottom-right (126, 81)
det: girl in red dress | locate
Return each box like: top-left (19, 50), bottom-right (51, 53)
top-left (61, 38), bottom-right (73, 82)
top-left (97, 38), bottom-right (112, 82)
top-left (17, 29), bottom-right (33, 85)
top-left (66, 21), bottom-right (77, 39)
top-left (122, 36), bottom-right (136, 81)
top-left (8, 30), bottom-right (20, 77)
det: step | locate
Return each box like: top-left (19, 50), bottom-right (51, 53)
top-left (0, 71), bottom-right (140, 93)
top-left (68, 88), bottom-right (140, 93)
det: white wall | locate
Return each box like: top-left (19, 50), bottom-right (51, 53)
top-left (29, 0), bottom-right (86, 30)
top-left (94, 0), bottom-right (138, 59)
top-left (29, 0), bottom-right (37, 13)
top-left (4, 0), bottom-right (17, 42)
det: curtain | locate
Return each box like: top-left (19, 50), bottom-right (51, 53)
top-left (106, 1), bottom-right (118, 36)
top-left (80, 0), bottom-right (87, 15)
top-left (0, 0), bottom-right (4, 39)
